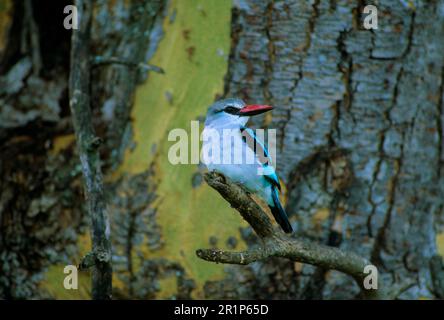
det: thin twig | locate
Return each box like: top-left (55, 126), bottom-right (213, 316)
top-left (69, 0), bottom-right (112, 300)
top-left (197, 171), bottom-right (386, 299)
top-left (91, 56), bottom-right (165, 74)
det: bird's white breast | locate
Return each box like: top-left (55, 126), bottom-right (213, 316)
top-left (201, 125), bottom-right (273, 203)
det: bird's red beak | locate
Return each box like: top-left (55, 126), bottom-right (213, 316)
top-left (238, 104), bottom-right (273, 116)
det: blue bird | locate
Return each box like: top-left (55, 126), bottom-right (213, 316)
top-left (202, 98), bottom-right (293, 233)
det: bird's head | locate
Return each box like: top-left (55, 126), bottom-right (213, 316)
top-left (205, 98), bottom-right (273, 127)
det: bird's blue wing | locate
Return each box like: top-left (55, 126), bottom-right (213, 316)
top-left (240, 127), bottom-right (281, 190)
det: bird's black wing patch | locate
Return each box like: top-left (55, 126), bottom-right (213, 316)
top-left (240, 127), bottom-right (281, 190)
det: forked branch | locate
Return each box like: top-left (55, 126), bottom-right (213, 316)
top-left (196, 171), bottom-right (385, 299)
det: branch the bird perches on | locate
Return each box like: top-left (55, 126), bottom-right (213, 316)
top-left (196, 171), bottom-right (385, 299)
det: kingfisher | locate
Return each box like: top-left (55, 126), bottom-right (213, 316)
top-left (202, 98), bottom-right (293, 233)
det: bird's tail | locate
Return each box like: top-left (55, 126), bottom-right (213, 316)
top-left (268, 187), bottom-right (293, 233)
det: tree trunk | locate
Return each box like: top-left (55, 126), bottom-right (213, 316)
top-left (0, 0), bottom-right (167, 299)
top-left (220, 0), bottom-right (444, 299)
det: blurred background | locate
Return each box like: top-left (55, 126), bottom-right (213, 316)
top-left (0, 0), bottom-right (443, 299)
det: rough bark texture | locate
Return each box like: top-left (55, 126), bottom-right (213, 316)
top-left (216, 0), bottom-right (444, 299)
top-left (0, 0), bottom-right (81, 299)
top-left (0, 0), bottom-right (166, 298)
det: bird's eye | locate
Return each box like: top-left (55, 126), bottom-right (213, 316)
top-left (224, 106), bottom-right (239, 114)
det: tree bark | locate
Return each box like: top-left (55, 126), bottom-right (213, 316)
top-left (221, 0), bottom-right (444, 299)
top-left (0, 0), bottom-right (168, 299)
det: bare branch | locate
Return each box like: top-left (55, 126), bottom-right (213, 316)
top-left (91, 56), bottom-right (165, 74)
top-left (69, 0), bottom-right (112, 300)
top-left (197, 171), bottom-right (385, 299)
top-left (196, 247), bottom-right (275, 265)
